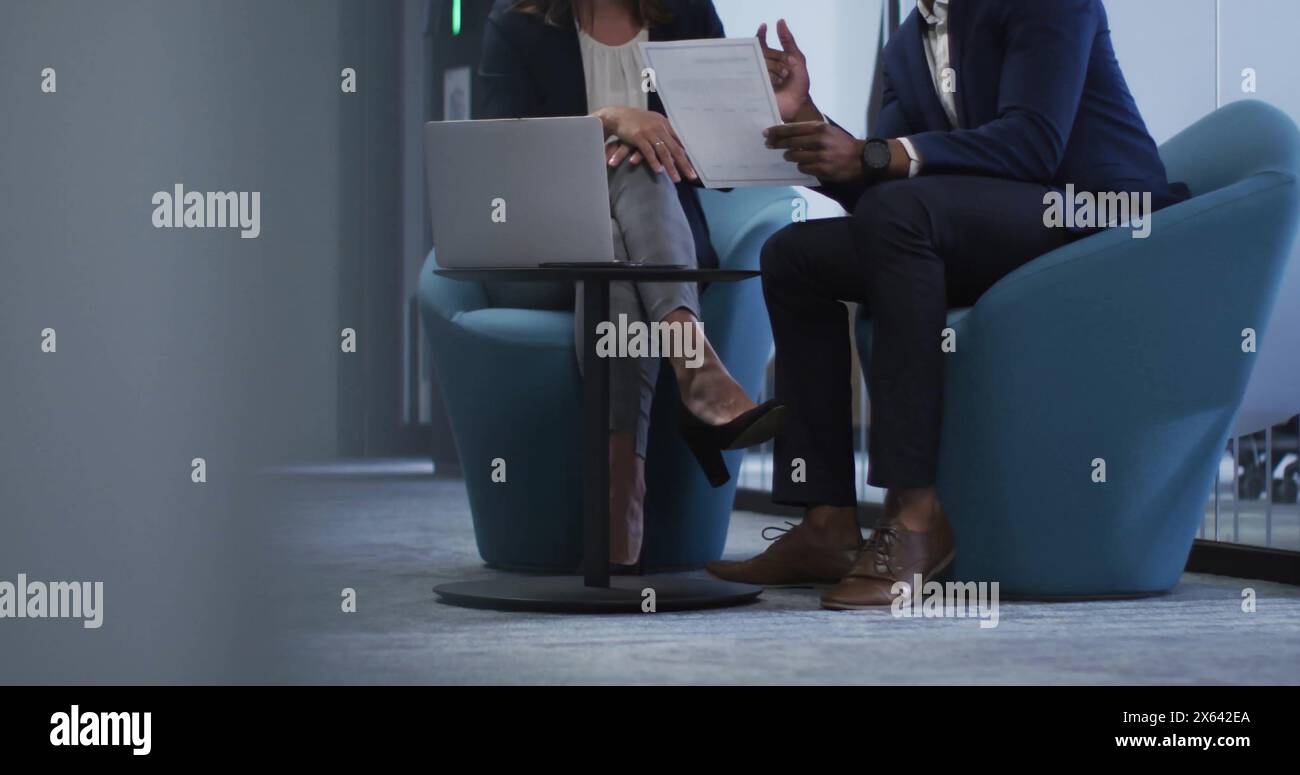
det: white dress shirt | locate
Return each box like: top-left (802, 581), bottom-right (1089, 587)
top-left (918, 0), bottom-right (958, 128)
top-left (897, 0), bottom-right (957, 177)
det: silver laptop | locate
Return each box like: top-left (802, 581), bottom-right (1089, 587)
top-left (425, 116), bottom-right (615, 268)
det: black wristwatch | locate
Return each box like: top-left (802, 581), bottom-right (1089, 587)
top-left (861, 138), bottom-right (892, 181)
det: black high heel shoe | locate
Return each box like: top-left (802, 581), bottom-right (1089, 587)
top-left (680, 399), bottom-right (788, 488)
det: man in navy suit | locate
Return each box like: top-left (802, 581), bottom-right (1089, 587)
top-left (707, 0), bottom-right (1189, 608)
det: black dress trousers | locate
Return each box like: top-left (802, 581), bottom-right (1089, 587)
top-left (761, 175), bottom-right (1070, 506)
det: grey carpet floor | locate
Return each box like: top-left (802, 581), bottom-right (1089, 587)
top-left (269, 468), bottom-right (1300, 685)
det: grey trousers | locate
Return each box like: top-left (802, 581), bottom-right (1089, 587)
top-left (575, 161), bottom-right (701, 458)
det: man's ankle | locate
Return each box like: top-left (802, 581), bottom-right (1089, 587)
top-left (887, 488), bottom-right (944, 532)
top-left (803, 505), bottom-right (861, 545)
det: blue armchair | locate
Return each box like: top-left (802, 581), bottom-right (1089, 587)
top-left (854, 100), bottom-right (1300, 596)
top-left (420, 187), bottom-right (800, 571)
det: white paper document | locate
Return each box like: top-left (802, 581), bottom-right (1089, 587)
top-left (639, 38), bottom-right (818, 189)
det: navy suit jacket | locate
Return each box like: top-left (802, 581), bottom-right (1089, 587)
top-left (479, 0), bottom-right (726, 268)
top-left (830, 0), bottom-right (1189, 212)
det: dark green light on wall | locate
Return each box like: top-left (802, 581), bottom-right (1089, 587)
top-left (452, 0), bottom-right (462, 36)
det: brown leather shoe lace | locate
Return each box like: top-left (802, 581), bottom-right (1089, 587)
top-left (860, 523), bottom-right (900, 576)
top-left (760, 521), bottom-right (800, 542)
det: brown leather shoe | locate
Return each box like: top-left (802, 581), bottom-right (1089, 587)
top-left (820, 515), bottom-right (956, 610)
top-left (706, 521), bottom-right (860, 586)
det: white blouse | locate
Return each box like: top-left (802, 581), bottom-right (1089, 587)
top-left (578, 27), bottom-right (650, 114)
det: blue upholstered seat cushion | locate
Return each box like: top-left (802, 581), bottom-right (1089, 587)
top-left (454, 307), bottom-right (574, 349)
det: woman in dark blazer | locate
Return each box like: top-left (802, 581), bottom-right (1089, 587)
top-left (479, 0), bottom-right (784, 566)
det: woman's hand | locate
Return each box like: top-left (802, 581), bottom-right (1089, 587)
top-left (760, 20), bottom-right (818, 123)
top-left (595, 106), bottom-right (697, 182)
top-left (606, 141), bottom-right (644, 168)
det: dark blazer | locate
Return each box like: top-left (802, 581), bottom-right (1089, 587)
top-left (480, 0), bottom-right (726, 268)
top-left (832, 0), bottom-right (1189, 212)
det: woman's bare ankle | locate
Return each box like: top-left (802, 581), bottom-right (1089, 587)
top-left (609, 433), bottom-right (645, 564)
top-left (659, 308), bottom-right (756, 425)
top-left (663, 307), bottom-right (709, 382)
top-left (680, 367), bottom-right (756, 425)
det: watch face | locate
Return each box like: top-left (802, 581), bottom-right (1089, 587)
top-left (865, 141), bottom-right (891, 169)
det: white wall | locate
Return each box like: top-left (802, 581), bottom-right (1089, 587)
top-left (1106, 0), bottom-right (1217, 144)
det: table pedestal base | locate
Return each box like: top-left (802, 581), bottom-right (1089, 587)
top-left (434, 575), bottom-right (762, 613)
